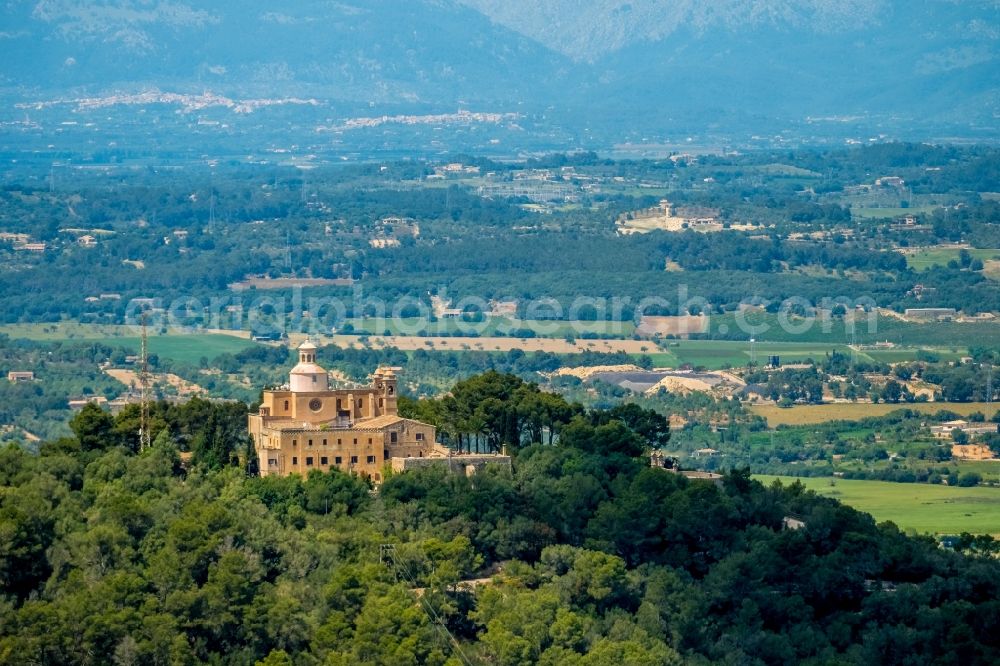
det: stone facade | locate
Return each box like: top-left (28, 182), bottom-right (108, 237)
top-left (248, 342), bottom-right (437, 482)
top-left (390, 444), bottom-right (511, 476)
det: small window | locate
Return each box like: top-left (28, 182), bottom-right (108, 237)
top-left (292, 456), bottom-right (298, 465)
top-left (292, 439), bottom-right (297, 447)
top-left (321, 457), bottom-right (328, 465)
top-left (350, 455), bottom-right (358, 464)
top-left (284, 400), bottom-right (289, 410)
top-left (268, 458), bottom-right (277, 466)
top-left (337, 438), bottom-right (342, 445)
top-left (306, 457), bottom-right (314, 466)
top-left (368, 437), bottom-right (373, 445)
top-left (366, 455), bottom-right (376, 464)
top-left (308, 439), bottom-right (313, 447)
top-left (322, 439), bottom-right (327, 446)
top-left (390, 432), bottom-right (398, 443)
top-left (335, 456), bottom-right (342, 464)
top-left (416, 433), bottom-right (424, 441)
top-left (353, 438), bottom-right (357, 445)
top-left (312, 375), bottom-right (317, 383)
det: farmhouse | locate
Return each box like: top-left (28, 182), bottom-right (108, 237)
top-left (14, 242), bottom-right (47, 252)
top-left (782, 517), bottom-right (807, 531)
top-left (875, 176), bottom-right (905, 188)
top-left (7, 371), bottom-right (34, 383)
top-left (931, 420), bottom-right (999, 440)
top-left (650, 451), bottom-right (724, 485)
top-left (905, 308), bottom-right (957, 321)
top-left (68, 396), bottom-right (108, 410)
top-left (0, 232), bottom-right (30, 244)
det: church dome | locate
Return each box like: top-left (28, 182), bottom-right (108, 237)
top-left (289, 340), bottom-right (329, 391)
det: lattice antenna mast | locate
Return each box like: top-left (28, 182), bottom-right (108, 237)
top-left (987, 362), bottom-right (994, 411)
top-left (139, 311), bottom-right (152, 452)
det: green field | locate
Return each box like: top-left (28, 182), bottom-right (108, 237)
top-left (756, 475), bottom-right (1000, 535)
top-left (753, 402), bottom-right (999, 426)
top-left (0, 322), bottom-right (136, 340)
top-left (863, 348), bottom-right (966, 363)
top-left (144, 335), bottom-right (258, 364)
top-left (0, 324), bottom-right (258, 365)
top-left (658, 339), bottom-right (857, 369)
top-left (652, 338), bottom-right (971, 370)
top-left (344, 317), bottom-right (637, 339)
top-left (704, 311), bottom-right (998, 348)
top-left (1, 320), bottom-right (992, 372)
top-left (95, 335), bottom-right (257, 365)
top-left (904, 247), bottom-right (1000, 271)
top-left (636, 352), bottom-right (682, 367)
top-left (752, 163), bottom-right (822, 178)
top-left (852, 205), bottom-right (940, 219)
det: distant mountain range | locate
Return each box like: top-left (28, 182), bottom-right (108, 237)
top-left (459, 0), bottom-right (890, 61)
top-left (1, 1), bottom-right (565, 105)
top-left (1, 0), bottom-right (997, 140)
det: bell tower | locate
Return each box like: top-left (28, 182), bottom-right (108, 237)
top-left (376, 367), bottom-right (398, 415)
top-left (299, 342), bottom-right (316, 364)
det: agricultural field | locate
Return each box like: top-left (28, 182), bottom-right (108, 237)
top-left (705, 311), bottom-right (999, 348)
top-left (1, 322), bottom-right (983, 374)
top-left (661, 339), bottom-right (854, 369)
top-left (0, 323), bottom-right (251, 341)
top-left (341, 316), bottom-right (637, 339)
top-left (903, 247), bottom-right (1000, 271)
top-left (0, 323), bottom-right (138, 341)
top-left (318, 334), bottom-right (655, 355)
top-left (862, 348), bottom-right (967, 363)
top-left (142, 335), bottom-right (259, 365)
top-left (750, 163), bottom-right (823, 178)
top-left (0, 324), bottom-right (258, 365)
top-left (635, 352), bottom-right (682, 367)
top-left (851, 205), bottom-right (940, 219)
top-left (755, 475), bottom-right (1000, 536)
top-left (753, 402), bottom-right (1000, 426)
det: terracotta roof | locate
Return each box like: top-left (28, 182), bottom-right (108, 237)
top-left (354, 414), bottom-right (407, 430)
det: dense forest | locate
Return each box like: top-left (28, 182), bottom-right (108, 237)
top-left (2, 373), bottom-right (999, 664)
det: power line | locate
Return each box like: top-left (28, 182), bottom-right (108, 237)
top-left (138, 312), bottom-right (151, 452)
top-left (380, 544), bottom-right (473, 666)
top-left (986, 362), bottom-right (993, 411)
